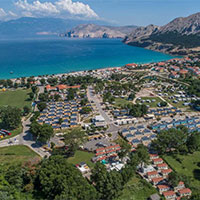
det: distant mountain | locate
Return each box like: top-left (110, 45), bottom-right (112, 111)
top-left (124, 12), bottom-right (200, 55)
top-left (0, 17), bottom-right (111, 38)
top-left (63, 24), bottom-right (138, 38)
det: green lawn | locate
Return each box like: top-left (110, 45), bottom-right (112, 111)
top-left (0, 145), bottom-right (40, 167)
top-left (67, 150), bottom-right (95, 168)
top-left (163, 152), bottom-right (200, 188)
top-left (136, 97), bottom-right (165, 108)
top-left (0, 89), bottom-right (32, 109)
top-left (116, 175), bottom-right (157, 200)
top-left (114, 98), bottom-right (130, 108)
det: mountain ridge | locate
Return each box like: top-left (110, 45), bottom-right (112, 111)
top-left (62, 24), bottom-right (138, 38)
top-left (124, 12), bottom-right (200, 55)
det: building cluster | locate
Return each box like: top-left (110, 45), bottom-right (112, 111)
top-left (151, 57), bottom-right (200, 79)
top-left (151, 116), bottom-right (200, 133)
top-left (121, 125), bottom-right (156, 149)
top-left (92, 144), bottom-right (121, 163)
top-left (147, 107), bottom-right (182, 118)
top-left (38, 100), bottom-right (91, 129)
top-left (140, 154), bottom-right (192, 200)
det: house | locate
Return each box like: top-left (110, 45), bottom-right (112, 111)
top-left (147, 171), bottom-right (159, 180)
top-left (141, 165), bottom-right (155, 174)
top-left (157, 163), bottom-right (168, 170)
top-left (150, 154), bottom-right (159, 160)
top-left (153, 158), bottom-right (163, 165)
top-left (174, 181), bottom-right (185, 192)
top-left (157, 185), bottom-right (170, 194)
top-left (178, 188), bottom-right (192, 197)
top-left (161, 169), bottom-right (172, 177)
top-left (151, 177), bottom-right (164, 185)
top-left (163, 191), bottom-right (176, 200)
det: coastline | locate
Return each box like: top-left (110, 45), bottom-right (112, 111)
top-left (0, 38), bottom-right (178, 80)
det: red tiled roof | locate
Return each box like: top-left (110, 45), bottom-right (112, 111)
top-left (153, 158), bottom-right (163, 163)
top-left (161, 168), bottom-right (172, 174)
top-left (147, 171), bottom-right (158, 176)
top-left (152, 177), bottom-right (164, 183)
top-left (163, 190), bottom-right (175, 197)
top-left (157, 185), bottom-right (170, 189)
top-left (179, 188), bottom-right (192, 194)
top-left (178, 181), bottom-right (185, 186)
top-left (157, 163), bottom-right (168, 168)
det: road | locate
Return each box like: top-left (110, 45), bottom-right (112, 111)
top-left (0, 117), bottom-right (50, 158)
top-left (87, 86), bottom-right (119, 138)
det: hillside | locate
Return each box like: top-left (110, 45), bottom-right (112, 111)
top-left (0, 17), bottom-right (110, 38)
top-left (63, 24), bottom-right (138, 38)
top-left (124, 12), bottom-right (200, 55)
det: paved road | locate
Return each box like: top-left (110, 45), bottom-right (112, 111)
top-left (0, 117), bottom-right (50, 158)
top-left (87, 86), bottom-right (119, 139)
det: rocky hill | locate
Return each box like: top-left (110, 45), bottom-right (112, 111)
top-left (124, 12), bottom-right (200, 55)
top-left (63, 24), bottom-right (137, 38)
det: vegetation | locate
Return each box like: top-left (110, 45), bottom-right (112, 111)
top-left (0, 89), bottom-right (32, 109)
top-left (0, 145), bottom-right (39, 166)
top-left (30, 122), bottom-right (54, 143)
top-left (151, 126), bottom-right (200, 155)
top-left (35, 156), bottom-right (98, 200)
top-left (67, 150), bottom-right (95, 168)
top-left (129, 104), bottom-right (148, 117)
top-left (149, 31), bottom-right (200, 48)
top-left (0, 106), bottom-right (21, 130)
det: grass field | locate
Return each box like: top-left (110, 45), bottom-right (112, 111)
top-left (116, 175), bottom-right (157, 200)
top-left (67, 150), bottom-right (95, 168)
top-left (136, 97), bottom-right (165, 108)
top-left (0, 89), bottom-right (32, 109)
top-left (114, 98), bottom-right (130, 108)
top-left (163, 152), bottom-right (200, 188)
top-left (0, 145), bottom-right (40, 167)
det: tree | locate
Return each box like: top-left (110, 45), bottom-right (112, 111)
top-left (91, 162), bottom-right (123, 200)
top-left (23, 106), bottom-right (31, 116)
top-left (187, 132), bottom-right (200, 153)
top-left (0, 106), bottom-right (21, 130)
top-left (135, 144), bottom-right (149, 167)
top-left (54, 94), bottom-right (61, 101)
top-left (64, 128), bottom-right (86, 153)
top-left (30, 122), bottom-right (53, 143)
top-left (31, 86), bottom-right (37, 94)
top-left (80, 107), bottom-right (92, 114)
top-left (29, 92), bottom-right (34, 100)
top-left (58, 118), bottom-right (63, 125)
top-left (40, 78), bottom-right (46, 85)
top-left (38, 93), bottom-right (48, 102)
top-left (37, 102), bottom-right (47, 112)
top-left (35, 156), bottom-right (98, 200)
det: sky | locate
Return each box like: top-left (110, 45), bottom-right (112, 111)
top-left (0, 0), bottom-right (200, 26)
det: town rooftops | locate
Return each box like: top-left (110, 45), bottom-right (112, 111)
top-left (151, 177), bottom-right (164, 184)
top-left (163, 190), bottom-right (175, 197)
top-left (178, 188), bottom-right (192, 195)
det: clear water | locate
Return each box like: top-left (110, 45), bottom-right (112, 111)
top-left (0, 37), bottom-right (176, 79)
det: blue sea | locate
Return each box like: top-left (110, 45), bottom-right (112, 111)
top-left (0, 37), bottom-right (176, 79)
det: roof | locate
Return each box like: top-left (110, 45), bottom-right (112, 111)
top-left (179, 188), bottom-right (191, 194)
top-left (147, 171), bottom-right (158, 176)
top-left (157, 185), bottom-right (170, 189)
top-left (152, 177), bottom-right (164, 183)
top-left (161, 169), bottom-right (172, 174)
top-left (153, 158), bottom-right (163, 163)
top-left (163, 191), bottom-right (175, 197)
top-left (157, 163), bottom-right (168, 168)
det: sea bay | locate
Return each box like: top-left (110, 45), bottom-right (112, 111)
top-left (0, 37), bottom-right (176, 79)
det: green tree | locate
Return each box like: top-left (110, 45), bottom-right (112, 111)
top-left (0, 106), bottom-right (21, 130)
top-left (23, 106), bottom-right (31, 116)
top-left (35, 156), bottom-right (98, 200)
top-left (91, 162), bottom-right (123, 200)
top-left (37, 102), bottom-right (47, 112)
